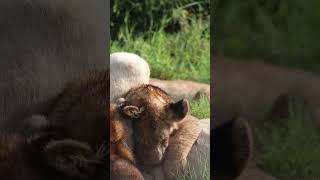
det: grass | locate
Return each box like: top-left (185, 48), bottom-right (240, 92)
top-left (213, 0), bottom-right (320, 72)
top-left (254, 96), bottom-right (320, 179)
top-left (176, 162), bottom-right (210, 180)
top-left (111, 17), bottom-right (210, 84)
top-left (111, 0), bottom-right (209, 37)
top-left (176, 145), bottom-right (210, 180)
top-left (190, 93), bottom-right (210, 119)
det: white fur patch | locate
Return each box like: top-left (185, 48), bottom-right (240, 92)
top-left (110, 52), bottom-right (150, 101)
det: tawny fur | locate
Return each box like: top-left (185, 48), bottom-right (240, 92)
top-left (110, 103), bottom-right (144, 180)
top-left (110, 53), bottom-right (206, 179)
top-left (119, 84), bottom-right (203, 180)
top-left (162, 116), bottom-right (202, 179)
top-left (214, 56), bottom-right (320, 128)
top-left (120, 85), bottom-right (186, 165)
top-left (150, 78), bottom-right (210, 101)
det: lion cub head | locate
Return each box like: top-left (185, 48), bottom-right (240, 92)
top-left (118, 84), bottom-right (189, 165)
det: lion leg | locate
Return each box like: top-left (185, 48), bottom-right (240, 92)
top-left (163, 115), bottom-right (202, 179)
top-left (111, 159), bottom-right (144, 180)
top-left (115, 141), bottom-right (135, 163)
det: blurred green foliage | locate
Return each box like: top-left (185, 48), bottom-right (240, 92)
top-left (111, 0), bottom-right (210, 84)
top-left (111, 0), bottom-right (209, 39)
top-left (111, 17), bottom-right (210, 83)
top-left (213, 0), bottom-right (320, 72)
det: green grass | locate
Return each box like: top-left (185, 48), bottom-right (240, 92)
top-left (213, 0), bottom-right (320, 72)
top-left (176, 163), bottom-right (210, 180)
top-left (111, 17), bottom-right (210, 84)
top-left (254, 96), bottom-right (320, 179)
top-left (176, 150), bottom-right (210, 180)
top-left (111, 0), bottom-right (209, 38)
top-left (190, 93), bottom-right (210, 119)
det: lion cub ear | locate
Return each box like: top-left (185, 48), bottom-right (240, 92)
top-left (169, 99), bottom-right (189, 121)
top-left (122, 105), bottom-right (145, 119)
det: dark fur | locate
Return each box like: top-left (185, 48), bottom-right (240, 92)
top-left (46, 70), bottom-right (109, 149)
top-left (0, 1), bottom-right (108, 179)
top-left (25, 70), bottom-right (143, 179)
top-left (0, 131), bottom-right (105, 180)
top-left (213, 117), bottom-right (253, 180)
top-left (18, 71), bottom-right (109, 180)
top-left (0, 0), bottom-right (108, 129)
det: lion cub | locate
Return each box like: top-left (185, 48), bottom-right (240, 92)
top-left (117, 85), bottom-right (200, 167)
top-left (110, 103), bottom-right (144, 180)
top-left (29, 70), bottom-right (199, 179)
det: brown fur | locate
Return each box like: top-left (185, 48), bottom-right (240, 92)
top-left (0, 0), bottom-right (108, 129)
top-left (110, 103), bottom-right (135, 163)
top-left (119, 85), bottom-right (190, 165)
top-left (4, 69), bottom-right (110, 179)
top-left (110, 103), bottom-right (144, 180)
top-left (41, 70), bottom-right (142, 179)
top-left (39, 71), bottom-right (199, 179)
top-left (150, 78), bottom-right (210, 101)
top-left (213, 56), bottom-right (320, 128)
top-left (112, 83), bottom-right (204, 179)
top-left (162, 115), bottom-right (202, 179)
top-left (46, 69), bottom-right (109, 149)
top-left (0, 131), bottom-right (104, 180)
top-left (117, 84), bottom-right (203, 180)
top-left (141, 117), bottom-right (208, 180)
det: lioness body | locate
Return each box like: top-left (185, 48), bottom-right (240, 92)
top-left (213, 56), bottom-right (320, 127)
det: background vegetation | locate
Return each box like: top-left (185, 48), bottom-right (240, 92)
top-left (254, 96), bottom-right (320, 179)
top-left (214, 0), bottom-right (320, 179)
top-left (111, 0), bottom-right (210, 84)
top-left (213, 0), bottom-right (320, 72)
